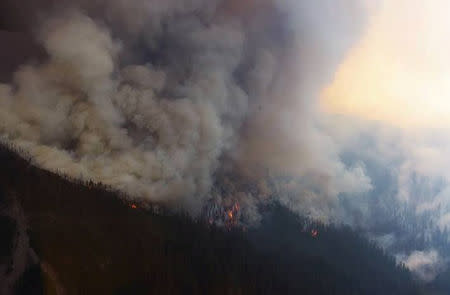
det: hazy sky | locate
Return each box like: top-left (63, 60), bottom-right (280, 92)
top-left (322, 0), bottom-right (450, 129)
top-left (318, 1), bottom-right (450, 279)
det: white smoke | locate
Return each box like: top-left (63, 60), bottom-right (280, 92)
top-left (398, 250), bottom-right (445, 282)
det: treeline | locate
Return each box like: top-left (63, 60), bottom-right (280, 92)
top-left (0, 144), bottom-right (420, 294)
top-left (248, 204), bottom-right (420, 295)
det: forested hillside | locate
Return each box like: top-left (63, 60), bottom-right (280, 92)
top-left (0, 144), bottom-right (421, 294)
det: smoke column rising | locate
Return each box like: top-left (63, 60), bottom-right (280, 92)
top-left (0, 0), bottom-right (371, 218)
top-left (4, 0), bottom-right (450, 280)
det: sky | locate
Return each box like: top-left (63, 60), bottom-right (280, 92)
top-left (322, 0), bottom-right (450, 231)
top-left (320, 0), bottom-right (450, 280)
top-left (322, 0), bottom-right (450, 129)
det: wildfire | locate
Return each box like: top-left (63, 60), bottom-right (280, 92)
top-left (225, 201), bottom-right (240, 229)
top-left (227, 210), bottom-right (233, 219)
top-left (204, 200), bottom-right (241, 229)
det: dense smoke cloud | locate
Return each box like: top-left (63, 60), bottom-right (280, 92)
top-left (0, 0), bottom-right (371, 218)
top-left (3, 0), bottom-right (450, 281)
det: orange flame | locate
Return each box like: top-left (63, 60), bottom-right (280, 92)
top-left (225, 201), bottom-right (241, 229)
top-left (227, 210), bottom-right (233, 219)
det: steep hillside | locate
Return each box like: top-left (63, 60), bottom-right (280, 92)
top-left (0, 144), bottom-right (420, 294)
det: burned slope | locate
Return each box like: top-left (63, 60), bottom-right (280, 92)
top-left (0, 144), bottom-right (419, 294)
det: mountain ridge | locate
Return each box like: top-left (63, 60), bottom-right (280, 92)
top-left (0, 144), bottom-right (421, 294)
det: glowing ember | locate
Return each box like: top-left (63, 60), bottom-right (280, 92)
top-left (227, 210), bottom-right (233, 219)
top-left (224, 201), bottom-right (240, 229)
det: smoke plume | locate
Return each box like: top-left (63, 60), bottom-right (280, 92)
top-left (5, 0), bottom-right (450, 281)
top-left (0, 0), bottom-right (371, 219)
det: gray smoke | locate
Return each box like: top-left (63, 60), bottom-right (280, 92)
top-left (3, 0), bottom-right (450, 281)
top-left (0, 0), bottom-right (372, 219)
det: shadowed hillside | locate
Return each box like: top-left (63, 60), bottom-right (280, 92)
top-left (0, 144), bottom-right (421, 294)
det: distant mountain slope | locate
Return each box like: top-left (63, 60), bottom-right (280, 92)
top-left (0, 144), bottom-right (421, 294)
